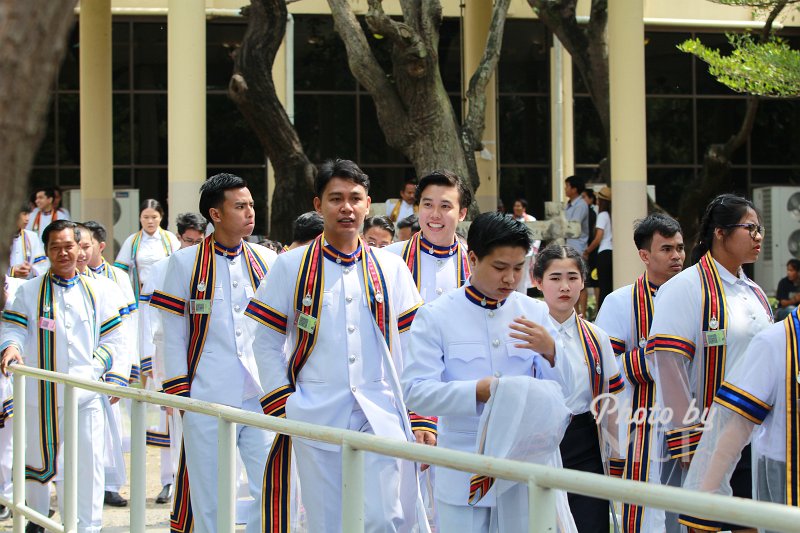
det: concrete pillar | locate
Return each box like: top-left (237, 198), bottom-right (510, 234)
top-left (608, 0), bottom-right (648, 287)
top-left (80, 0), bottom-right (114, 255)
top-left (462, 1), bottom-right (498, 213)
top-left (550, 37), bottom-right (575, 204)
top-left (167, 0), bottom-right (206, 227)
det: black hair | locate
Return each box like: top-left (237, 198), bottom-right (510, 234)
top-left (292, 211), bottom-right (324, 243)
top-left (20, 203), bottom-right (32, 214)
top-left (396, 214), bottom-right (418, 230)
top-left (258, 239), bottom-right (283, 253)
top-left (582, 189), bottom-right (596, 202)
top-left (140, 199), bottom-right (165, 218)
top-left (175, 212), bottom-right (208, 236)
top-left (314, 159), bottom-right (370, 197)
top-left (82, 220), bottom-right (108, 244)
top-left (514, 198), bottom-right (529, 210)
top-left (633, 213), bottom-right (683, 251)
top-left (533, 243), bottom-right (587, 281)
top-left (401, 178), bottom-right (417, 190)
top-left (565, 175), bottom-right (586, 195)
top-left (199, 173), bottom-right (248, 223)
top-left (34, 187), bottom-right (56, 199)
top-left (691, 193), bottom-right (759, 263)
top-left (363, 216), bottom-right (395, 238)
top-left (42, 219), bottom-right (80, 248)
top-left (787, 259), bottom-right (800, 271)
top-left (467, 212), bottom-right (532, 260)
top-left (597, 197), bottom-right (611, 214)
top-left (415, 170), bottom-right (473, 210)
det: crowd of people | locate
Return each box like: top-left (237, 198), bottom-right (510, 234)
top-left (0, 163), bottom-right (793, 533)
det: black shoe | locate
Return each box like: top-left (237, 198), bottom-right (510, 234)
top-left (0, 505), bottom-right (10, 520)
top-left (155, 483), bottom-right (173, 504)
top-left (25, 522), bottom-right (44, 533)
top-left (104, 490), bottom-right (128, 507)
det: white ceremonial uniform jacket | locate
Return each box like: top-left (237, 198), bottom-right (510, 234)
top-left (402, 286), bottom-right (557, 507)
top-left (385, 199), bottom-right (416, 223)
top-left (0, 273), bottom-right (129, 407)
top-left (115, 229), bottom-right (181, 287)
top-left (26, 208), bottom-right (70, 239)
top-left (250, 243), bottom-right (423, 451)
top-left (9, 229), bottom-right (49, 278)
top-left (384, 239), bottom-right (462, 302)
top-left (157, 242), bottom-right (276, 407)
top-left (138, 256), bottom-right (169, 381)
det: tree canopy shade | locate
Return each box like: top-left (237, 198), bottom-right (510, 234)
top-left (231, 0), bottom-right (512, 241)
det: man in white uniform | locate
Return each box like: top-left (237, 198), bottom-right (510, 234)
top-left (26, 187), bottom-right (70, 239)
top-left (385, 179), bottom-right (418, 223)
top-left (249, 159), bottom-right (429, 533)
top-left (10, 204), bottom-right (48, 279)
top-left (595, 213), bottom-right (685, 533)
top-left (0, 220), bottom-right (129, 533)
top-left (139, 213), bottom-right (207, 504)
top-left (151, 174), bottom-right (276, 533)
top-left (402, 212), bottom-right (561, 531)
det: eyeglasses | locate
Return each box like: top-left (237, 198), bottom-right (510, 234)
top-left (180, 237), bottom-right (204, 246)
top-left (723, 223), bottom-right (765, 239)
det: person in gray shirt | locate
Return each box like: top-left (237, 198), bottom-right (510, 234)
top-left (564, 175), bottom-right (590, 314)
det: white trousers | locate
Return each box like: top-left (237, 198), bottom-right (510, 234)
top-left (293, 406), bottom-right (404, 533)
top-left (26, 396), bottom-right (105, 533)
top-left (182, 397), bottom-right (271, 533)
top-left (0, 417), bottom-right (12, 500)
top-left (437, 501), bottom-right (492, 533)
top-left (103, 399), bottom-right (126, 492)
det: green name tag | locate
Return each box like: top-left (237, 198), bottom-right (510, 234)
top-left (189, 299), bottom-right (212, 315)
top-left (704, 329), bottom-right (726, 347)
top-left (297, 312), bottom-right (317, 334)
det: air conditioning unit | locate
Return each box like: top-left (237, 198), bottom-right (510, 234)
top-left (753, 186), bottom-right (800, 296)
top-left (64, 189), bottom-right (140, 257)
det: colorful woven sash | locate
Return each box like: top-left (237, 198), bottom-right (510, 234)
top-left (621, 274), bottom-right (658, 532)
top-left (400, 231), bottom-right (469, 291)
top-left (698, 252), bottom-right (728, 412)
top-left (786, 309), bottom-right (800, 506)
top-left (31, 209), bottom-right (57, 233)
top-left (115, 229), bottom-right (175, 302)
top-left (263, 234), bottom-right (389, 533)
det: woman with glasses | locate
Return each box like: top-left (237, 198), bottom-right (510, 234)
top-left (649, 193), bottom-right (772, 533)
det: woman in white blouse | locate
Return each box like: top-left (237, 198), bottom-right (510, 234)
top-left (114, 199), bottom-right (180, 300)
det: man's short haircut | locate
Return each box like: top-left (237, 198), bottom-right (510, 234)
top-left (199, 173), bottom-right (248, 223)
top-left (363, 216), bottom-right (395, 238)
top-left (314, 159), bottom-right (370, 197)
top-left (402, 178), bottom-right (417, 190)
top-left (175, 212), bottom-right (209, 236)
top-left (292, 211), bottom-right (324, 243)
top-left (415, 170), bottom-right (473, 210)
top-left (633, 213), bottom-right (683, 251)
top-left (42, 219), bottom-right (80, 248)
top-left (788, 259), bottom-right (800, 271)
top-left (467, 212), bottom-right (532, 260)
top-left (20, 203), bottom-right (33, 214)
top-left (515, 198), bottom-right (529, 210)
top-left (82, 220), bottom-right (108, 244)
top-left (565, 175), bottom-right (586, 194)
top-left (396, 214), bottom-right (418, 231)
top-left (34, 187), bottom-right (56, 199)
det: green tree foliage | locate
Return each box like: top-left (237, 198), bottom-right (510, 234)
top-left (679, 33), bottom-right (800, 96)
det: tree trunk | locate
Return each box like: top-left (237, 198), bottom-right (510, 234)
top-left (229, 0), bottom-right (316, 244)
top-left (0, 0), bottom-right (78, 306)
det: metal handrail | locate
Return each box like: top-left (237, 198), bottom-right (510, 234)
top-left (3, 364), bottom-right (800, 532)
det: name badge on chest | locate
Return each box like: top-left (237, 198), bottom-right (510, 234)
top-left (295, 311), bottom-right (317, 334)
top-left (189, 299), bottom-right (212, 315)
top-left (703, 329), bottom-right (726, 348)
top-left (38, 317), bottom-right (56, 331)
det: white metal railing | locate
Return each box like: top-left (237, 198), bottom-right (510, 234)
top-left (3, 365), bottom-right (800, 533)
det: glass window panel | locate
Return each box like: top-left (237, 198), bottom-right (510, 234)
top-left (498, 167), bottom-right (550, 220)
top-left (572, 64), bottom-right (588, 95)
top-left (133, 168), bottom-right (168, 210)
top-left (359, 96), bottom-right (410, 165)
top-left (694, 32), bottom-right (738, 95)
top-left (751, 99), bottom-right (800, 165)
top-left (58, 94), bottom-right (81, 166)
top-left (113, 94), bottom-right (132, 165)
top-left (114, 168), bottom-right (132, 188)
top-left (294, 94), bottom-right (356, 163)
top-left (207, 22), bottom-right (246, 91)
top-left (439, 17), bottom-right (462, 93)
top-left (751, 168), bottom-right (800, 186)
top-left (133, 23), bottom-right (168, 90)
top-left (646, 97), bottom-right (693, 164)
top-left (450, 94), bottom-right (462, 124)
top-left (113, 22), bottom-right (131, 90)
top-left (294, 15), bottom-right (354, 91)
top-left (207, 94), bottom-right (264, 165)
top-left (133, 94), bottom-right (168, 165)
top-left (34, 101), bottom-right (57, 166)
top-left (29, 169), bottom-right (55, 192)
top-left (359, 166), bottom-right (416, 205)
top-left (646, 167), bottom-right (697, 217)
top-left (573, 96), bottom-right (605, 165)
top-left (645, 32), bottom-right (692, 94)
top-left (208, 166), bottom-right (269, 235)
top-left (58, 168), bottom-right (80, 188)
top-left (499, 95), bottom-right (549, 164)
top-left (58, 25), bottom-right (80, 90)
top-left (498, 20), bottom-right (549, 94)
top-left (696, 98), bottom-right (748, 165)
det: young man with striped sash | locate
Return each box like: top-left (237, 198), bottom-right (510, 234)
top-left (682, 308), bottom-right (800, 532)
top-left (10, 203), bottom-right (49, 279)
top-left (594, 213), bottom-right (685, 533)
top-left (249, 159), bottom-right (429, 533)
top-left (151, 174), bottom-right (276, 533)
top-left (0, 220), bottom-right (129, 533)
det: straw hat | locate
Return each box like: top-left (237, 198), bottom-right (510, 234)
top-left (597, 186), bottom-right (611, 201)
